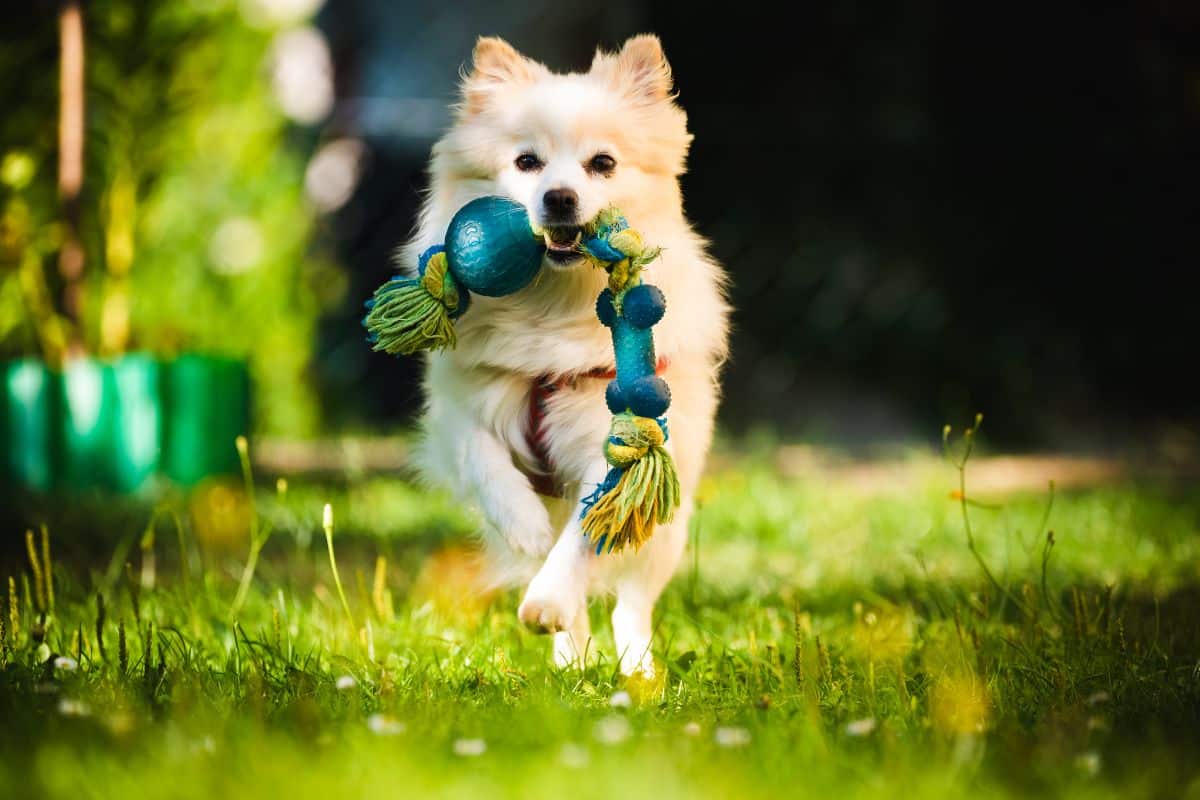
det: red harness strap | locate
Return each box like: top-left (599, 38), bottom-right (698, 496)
top-left (524, 359), bottom-right (668, 497)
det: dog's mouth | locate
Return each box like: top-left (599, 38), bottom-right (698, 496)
top-left (543, 225), bottom-right (583, 264)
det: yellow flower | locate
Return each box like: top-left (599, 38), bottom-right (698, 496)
top-left (929, 672), bottom-right (990, 736)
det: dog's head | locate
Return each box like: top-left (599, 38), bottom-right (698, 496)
top-left (434, 35), bottom-right (692, 269)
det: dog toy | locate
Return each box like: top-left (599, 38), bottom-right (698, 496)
top-left (363, 198), bottom-right (678, 553)
top-left (363, 197), bottom-right (543, 354)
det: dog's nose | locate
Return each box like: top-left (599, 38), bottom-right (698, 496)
top-left (542, 188), bottom-right (578, 220)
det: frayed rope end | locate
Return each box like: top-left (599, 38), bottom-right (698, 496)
top-left (362, 248), bottom-right (467, 356)
top-left (580, 416), bottom-right (681, 554)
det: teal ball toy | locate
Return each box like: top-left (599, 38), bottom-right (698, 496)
top-left (362, 196), bottom-right (545, 355)
top-left (445, 196), bottom-right (544, 297)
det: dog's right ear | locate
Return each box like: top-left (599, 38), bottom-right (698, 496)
top-left (591, 34), bottom-right (674, 106)
top-left (461, 37), bottom-right (542, 115)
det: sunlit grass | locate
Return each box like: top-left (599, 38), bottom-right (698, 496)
top-left (1, 438), bottom-right (1198, 799)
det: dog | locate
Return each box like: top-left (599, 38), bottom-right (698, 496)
top-left (403, 34), bottom-right (729, 675)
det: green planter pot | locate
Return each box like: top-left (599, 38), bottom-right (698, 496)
top-left (1, 354), bottom-right (250, 493)
top-left (60, 355), bottom-right (164, 491)
top-left (161, 355), bottom-right (250, 486)
top-left (2, 359), bottom-right (59, 492)
top-left (113, 355), bottom-right (164, 491)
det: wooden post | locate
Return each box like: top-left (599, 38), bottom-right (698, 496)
top-left (58, 0), bottom-right (85, 330)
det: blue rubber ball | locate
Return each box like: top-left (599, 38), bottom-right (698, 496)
top-left (445, 197), bottom-right (544, 297)
top-left (627, 375), bottom-right (671, 418)
top-left (621, 284), bottom-right (666, 329)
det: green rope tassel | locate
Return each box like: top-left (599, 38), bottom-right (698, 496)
top-left (581, 413), bottom-right (681, 553)
top-left (363, 247), bottom-right (467, 356)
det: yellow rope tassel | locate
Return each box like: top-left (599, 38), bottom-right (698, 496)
top-left (582, 414), bottom-right (681, 553)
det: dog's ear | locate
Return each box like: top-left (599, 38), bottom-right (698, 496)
top-left (592, 34), bottom-right (674, 104)
top-left (461, 37), bottom-right (542, 115)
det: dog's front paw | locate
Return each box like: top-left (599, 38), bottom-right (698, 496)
top-left (518, 578), bottom-right (581, 634)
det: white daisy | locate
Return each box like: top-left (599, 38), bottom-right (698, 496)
top-left (714, 727), bottom-right (751, 748)
top-left (453, 738), bottom-right (487, 757)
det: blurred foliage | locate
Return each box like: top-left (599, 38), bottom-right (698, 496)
top-left (0, 0), bottom-right (341, 435)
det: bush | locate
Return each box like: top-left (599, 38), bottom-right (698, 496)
top-left (0, 0), bottom-right (342, 435)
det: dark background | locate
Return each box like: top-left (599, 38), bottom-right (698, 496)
top-left (314, 0), bottom-right (1200, 450)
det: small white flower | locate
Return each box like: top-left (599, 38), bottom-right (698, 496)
top-left (53, 656), bottom-right (79, 672)
top-left (367, 714), bottom-right (405, 736)
top-left (609, 690), bottom-right (632, 709)
top-left (1086, 691), bottom-right (1111, 706)
top-left (335, 674), bottom-right (357, 691)
top-left (845, 718), bottom-right (877, 737)
top-left (559, 743), bottom-right (589, 769)
top-left (682, 721), bottom-right (702, 737)
top-left (453, 738), bottom-right (487, 757)
top-left (714, 727), bottom-right (751, 748)
top-left (57, 698), bottom-right (90, 717)
top-left (594, 715), bottom-right (632, 745)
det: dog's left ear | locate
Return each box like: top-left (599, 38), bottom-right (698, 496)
top-left (592, 34), bottom-right (674, 104)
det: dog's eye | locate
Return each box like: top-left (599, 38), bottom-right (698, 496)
top-left (587, 153), bottom-right (616, 175)
top-left (514, 153), bottom-right (543, 172)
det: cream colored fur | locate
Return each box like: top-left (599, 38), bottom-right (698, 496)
top-left (405, 35), bottom-right (729, 675)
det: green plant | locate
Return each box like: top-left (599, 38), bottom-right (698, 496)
top-left (0, 0), bottom-right (341, 435)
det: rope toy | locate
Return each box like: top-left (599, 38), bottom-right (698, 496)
top-left (363, 198), bottom-right (679, 553)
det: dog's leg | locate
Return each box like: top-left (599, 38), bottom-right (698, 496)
top-left (423, 414), bottom-right (555, 559)
top-left (518, 523), bottom-right (590, 634)
top-left (421, 358), bottom-right (559, 558)
top-left (552, 614), bottom-right (591, 669)
top-left (518, 464), bottom-right (607, 646)
top-left (520, 525), bottom-right (594, 667)
top-left (459, 428), bottom-right (557, 558)
top-left (611, 506), bottom-right (690, 676)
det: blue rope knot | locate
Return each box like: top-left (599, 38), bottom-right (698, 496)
top-left (581, 210), bottom-right (630, 264)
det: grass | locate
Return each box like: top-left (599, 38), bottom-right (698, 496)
top-left (2, 430), bottom-right (1199, 799)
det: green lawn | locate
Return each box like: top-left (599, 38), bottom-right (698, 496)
top-left (2, 434), bottom-right (1199, 799)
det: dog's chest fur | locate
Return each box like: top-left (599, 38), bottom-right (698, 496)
top-left (436, 273), bottom-right (619, 489)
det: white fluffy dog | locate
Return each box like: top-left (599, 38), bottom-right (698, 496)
top-left (404, 34), bottom-right (729, 675)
